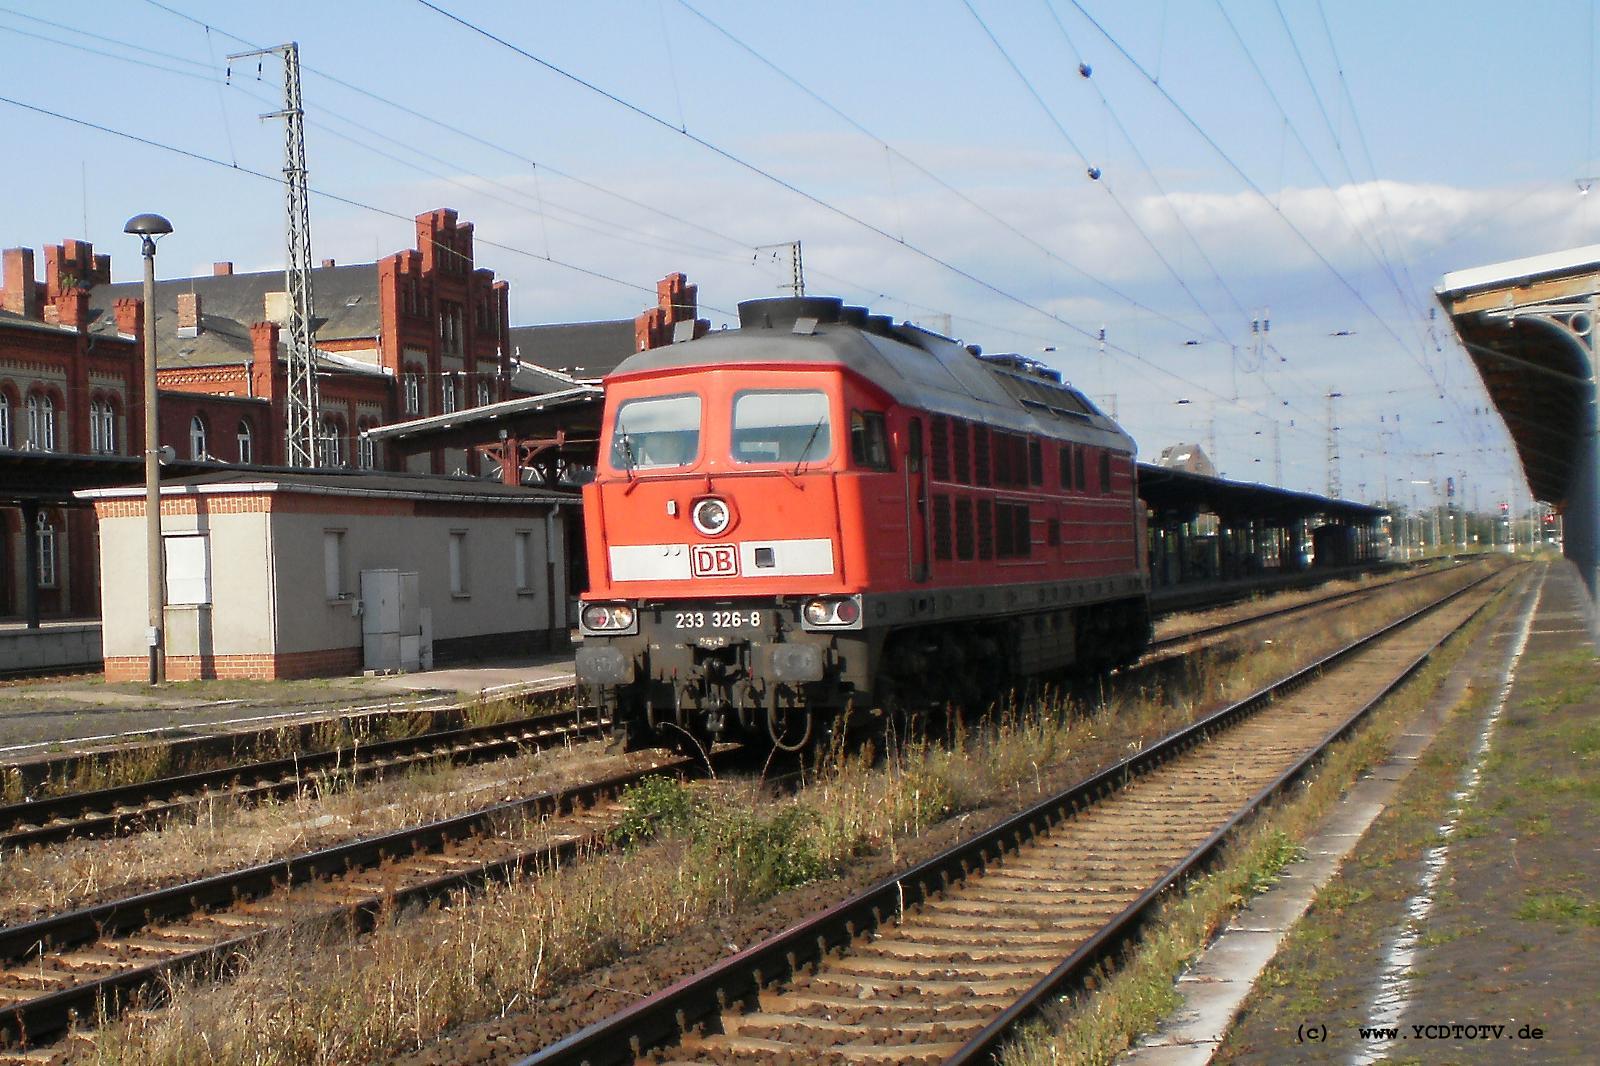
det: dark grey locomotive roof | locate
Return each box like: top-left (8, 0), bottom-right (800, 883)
top-left (609, 296), bottom-right (1135, 452)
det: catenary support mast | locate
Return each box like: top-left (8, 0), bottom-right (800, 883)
top-left (229, 41), bottom-right (320, 466)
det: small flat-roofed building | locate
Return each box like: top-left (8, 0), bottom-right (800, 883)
top-left (79, 470), bottom-right (574, 681)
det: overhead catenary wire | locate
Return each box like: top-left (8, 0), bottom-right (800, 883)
top-left (0, 92), bottom-right (700, 308)
top-left (139, 0), bottom-right (1082, 356)
top-left (1060, 1), bottom-right (1447, 389)
top-left (413, 0), bottom-right (1283, 422)
top-left (960, 0), bottom-right (1239, 349)
top-left (672, 0), bottom-right (1232, 348)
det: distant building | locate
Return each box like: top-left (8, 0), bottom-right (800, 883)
top-left (86, 207), bottom-right (513, 477)
top-left (507, 272), bottom-right (706, 393)
top-left (1153, 442), bottom-right (1217, 478)
top-left (1, 208), bottom-right (516, 629)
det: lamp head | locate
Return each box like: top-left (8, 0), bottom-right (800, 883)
top-left (124, 213), bottom-right (173, 257)
top-left (123, 213), bottom-right (173, 237)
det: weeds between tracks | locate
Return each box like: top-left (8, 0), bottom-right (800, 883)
top-left (69, 573), bottom-right (1479, 1065)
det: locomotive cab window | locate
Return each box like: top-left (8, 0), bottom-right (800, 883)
top-left (610, 393), bottom-right (702, 470)
top-left (850, 410), bottom-right (892, 470)
top-left (732, 390), bottom-right (832, 464)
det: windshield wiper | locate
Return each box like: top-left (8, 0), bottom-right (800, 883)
top-left (618, 432), bottom-right (638, 482)
top-left (793, 417), bottom-right (826, 476)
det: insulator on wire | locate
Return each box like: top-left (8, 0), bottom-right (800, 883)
top-left (1087, 166), bottom-right (1102, 180)
top-left (1078, 63), bottom-right (1092, 78)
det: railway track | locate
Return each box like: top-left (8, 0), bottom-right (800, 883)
top-left (516, 566), bottom-right (1513, 1066)
top-left (0, 747), bottom-right (726, 1057)
top-left (0, 708), bottom-right (605, 851)
top-left (1144, 558), bottom-right (1469, 658)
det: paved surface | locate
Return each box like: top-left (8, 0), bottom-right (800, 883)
top-left (0, 651), bottom-right (576, 760)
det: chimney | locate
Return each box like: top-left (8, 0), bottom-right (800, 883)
top-left (213, 261), bottom-right (234, 276)
top-left (177, 292), bottom-right (201, 338)
top-left (249, 321), bottom-right (281, 399)
top-left (321, 258), bottom-right (336, 269)
top-left (56, 289), bottom-right (89, 332)
top-left (2, 248), bottom-right (40, 318)
top-left (114, 297), bottom-right (143, 337)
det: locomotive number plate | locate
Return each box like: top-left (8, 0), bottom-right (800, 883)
top-left (674, 610), bottom-right (762, 630)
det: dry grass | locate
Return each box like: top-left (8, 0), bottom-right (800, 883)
top-left (60, 572), bottom-right (1484, 1064)
top-left (0, 734), bottom-right (638, 926)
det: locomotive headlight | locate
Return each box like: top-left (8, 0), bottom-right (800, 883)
top-left (692, 497), bottom-right (731, 536)
top-left (580, 602), bottom-right (638, 635)
top-left (802, 595), bottom-right (863, 629)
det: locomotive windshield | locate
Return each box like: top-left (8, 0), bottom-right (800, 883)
top-left (731, 390), bottom-right (832, 464)
top-left (610, 393), bottom-right (702, 470)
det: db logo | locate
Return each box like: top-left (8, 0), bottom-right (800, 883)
top-left (691, 544), bottom-right (739, 578)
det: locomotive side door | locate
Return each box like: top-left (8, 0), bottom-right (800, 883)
top-left (906, 416), bottom-right (930, 581)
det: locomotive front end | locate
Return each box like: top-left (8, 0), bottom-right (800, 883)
top-left (576, 356), bottom-right (872, 750)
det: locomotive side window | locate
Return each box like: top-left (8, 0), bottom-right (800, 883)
top-left (974, 426), bottom-right (992, 487)
top-left (1058, 445), bottom-right (1072, 490)
top-left (931, 416), bottom-right (950, 481)
top-left (1074, 446), bottom-right (1087, 492)
top-left (977, 499), bottom-right (994, 559)
top-left (995, 431), bottom-right (1013, 486)
top-left (611, 393), bottom-right (702, 470)
top-left (732, 390), bottom-right (832, 464)
top-left (1100, 451), bottom-right (1113, 494)
top-left (1028, 440), bottom-right (1043, 486)
top-left (850, 411), bottom-right (892, 470)
top-left (955, 497), bottom-right (974, 560)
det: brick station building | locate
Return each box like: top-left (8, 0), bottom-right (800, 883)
top-left (2, 207), bottom-right (707, 638)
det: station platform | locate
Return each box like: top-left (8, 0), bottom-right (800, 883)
top-left (0, 651), bottom-right (575, 764)
top-left (1130, 559), bottom-right (1598, 1063)
top-left (0, 619), bottom-right (101, 677)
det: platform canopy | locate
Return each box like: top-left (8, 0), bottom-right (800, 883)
top-left (1436, 245), bottom-right (1600, 508)
top-left (1437, 245), bottom-right (1600, 607)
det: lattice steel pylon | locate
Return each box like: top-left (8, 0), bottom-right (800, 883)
top-left (229, 41), bottom-right (320, 466)
top-left (1326, 390), bottom-right (1343, 498)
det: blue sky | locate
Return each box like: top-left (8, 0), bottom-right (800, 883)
top-left (2, 0), bottom-right (1594, 509)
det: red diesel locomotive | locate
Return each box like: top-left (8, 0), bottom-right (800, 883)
top-left (576, 296), bottom-right (1150, 750)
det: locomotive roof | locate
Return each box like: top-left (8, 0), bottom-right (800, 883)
top-left (608, 297), bottom-right (1135, 452)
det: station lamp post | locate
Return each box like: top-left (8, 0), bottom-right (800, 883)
top-left (125, 213), bottom-right (173, 685)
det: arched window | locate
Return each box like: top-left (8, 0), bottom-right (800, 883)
top-left (357, 423), bottom-right (376, 470)
top-left (318, 417), bottom-right (344, 467)
top-left (441, 374), bottom-right (459, 414)
top-left (99, 400), bottom-right (118, 455)
top-left (35, 512), bottom-right (57, 588)
top-left (26, 393), bottom-right (55, 452)
top-left (89, 399), bottom-right (117, 454)
top-left (403, 368), bottom-right (422, 415)
top-left (189, 414), bottom-right (208, 460)
top-left (236, 420), bottom-right (254, 464)
top-left (476, 379), bottom-right (492, 407)
top-left (0, 392), bottom-right (11, 449)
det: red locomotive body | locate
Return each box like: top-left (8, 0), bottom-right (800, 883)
top-left (576, 296), bottom-right (1150, 749)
